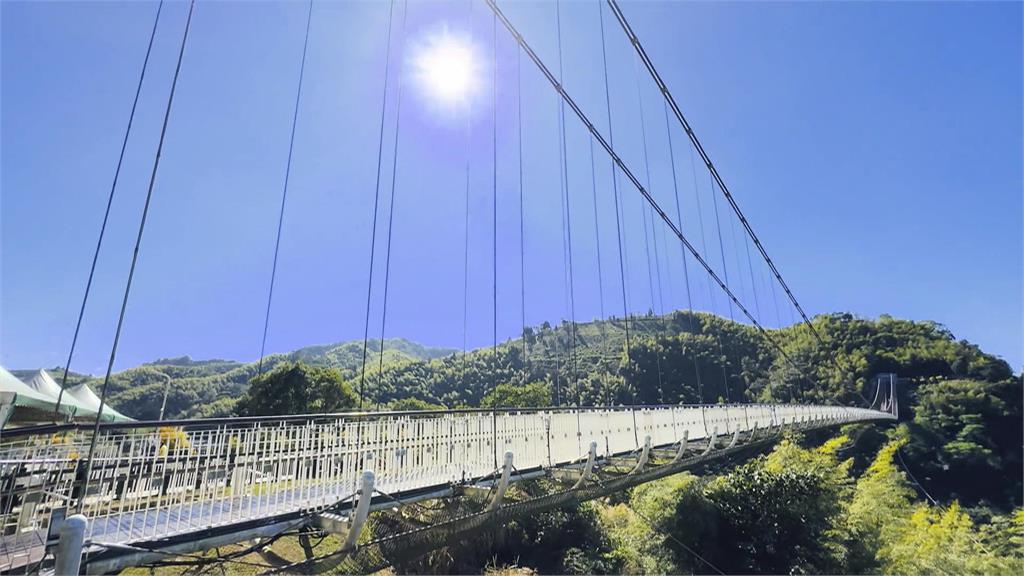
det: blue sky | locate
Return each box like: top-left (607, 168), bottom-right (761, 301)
top-left (2, 0), bottom-right (1021, 375)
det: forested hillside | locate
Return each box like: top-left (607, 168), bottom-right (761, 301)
top-left (18, 338), bottom-right (453, 421)
top-left (40, 310), bottom-right (1020, 574)
top-left (34, 311), bottom-right (1017, 509)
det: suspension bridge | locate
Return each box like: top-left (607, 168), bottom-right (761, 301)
top-left (2, 0), bottom-right (899, 573)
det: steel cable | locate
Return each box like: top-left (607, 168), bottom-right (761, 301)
top-left (376, 0), bottom-right (410, 405)
top-left (663, 98), bottom-right (706, 404)
top-left (81, 0), bottom-right (197, 513)
top-left (605, 0), bottom-right (854, 391)
top-left (257, 0), bottom-right (315, 376)
top-left (358, 0), bottom-right (398, 410)
top-left (54, 0), bottom-right (165, 419)
top-left (484, 0), bottom-right (818, 394)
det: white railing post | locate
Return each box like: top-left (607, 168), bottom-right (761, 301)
top-left (571, 443), bottom-right (598, 489)
top-left (702, 426), bottom-right (718, 456)
top-left (727, 428), bottom-right (740, 449)
top-left (343, 469), bottom-right (375, 551)
top-left (488, 451), bottom-right (514, 512)
top-left (671, 430), bottom-right (689, 463)
top-left (630, 436), bottom-right (651, 474)
top-left (55, 513), bottom-right (88, 576)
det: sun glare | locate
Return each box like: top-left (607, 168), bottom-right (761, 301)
top-left (413, 29), bottom-right (479, 111)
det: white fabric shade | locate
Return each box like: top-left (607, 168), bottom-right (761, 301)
top-left (66, 383), bottom-right (133, 422)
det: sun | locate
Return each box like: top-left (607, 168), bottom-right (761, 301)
top-left (412, 28), bottom-right (480, 111)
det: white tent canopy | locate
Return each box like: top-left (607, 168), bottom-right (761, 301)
top-left (1, 366), bottom-right (134, 424)
top-left (27, 370), bottom-right (95, 417)
top-left (0, 366), bottom-right (59, 412)
top-left (66, 382), bottom-right (133, 422)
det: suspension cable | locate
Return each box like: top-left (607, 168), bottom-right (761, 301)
top-left (664, 98), bottom-right (705, 404)
top-left (685, 129), bottom-right (731, 402)
top-left (657, 219), bottom-right (675, 312)
top-left (484, 0), bottom-right (815, 390)
top-left (766, 252), bottom-right (783, 328)
top-left (461, 0), bottom-right (474, 392)
top-left (554, 0), bottom-right (579, 405)
top-left (688, 135), bottom-right (715, 318)
top-left (742, 227), bottom-right (762, 322)
top-left (728, 209), bottom-right (748, 315)
top-left (492, 7), bottom-right (498, 359)
top-left (727, 191), bottom-right (757, 401)
top-left (637, 80), bottom-right (666, 317)
top-left (709, 176), bottom-right (734, 325)
top-left (633, 55), bottom-right (665, 403)
top-left (54, 0), bottom-right (165, 419)
top-left (358, 0), bottom-right (397, 410)
top-left (597, 0), bottom-right (632, 404)
top-left (257, 0), bottom-right (315, 376)
top-left (376, 0), bottom-right (410, 406)
top-left (589, 135), bottom-right (606, 322)
top-left (707, 175), bottom-right (733, 402)
top-left (605, 0), bottom-right (850, 383)
top-left (517, 44), bottom-right (528, 382)
top-left (79, 0), bottom-right (196, 514)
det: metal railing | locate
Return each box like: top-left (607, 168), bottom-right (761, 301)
top-left (0, 402), bottom-right (894, 569)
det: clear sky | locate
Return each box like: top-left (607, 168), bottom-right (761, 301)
top-left (2, 0), bottom-right (1021, 375)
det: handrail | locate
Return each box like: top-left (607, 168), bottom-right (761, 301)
top-left (0, 401), bottom-right (892, 574)
top-left (0, 402), bottom-right (797, 438)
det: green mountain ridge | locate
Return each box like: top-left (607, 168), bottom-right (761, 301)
top-left (13, 310), bottom-right (1023, 569)
top-left (27, 310), bottom-right (1012, 425)
top-left (13, 337), bottom-right (456, 420)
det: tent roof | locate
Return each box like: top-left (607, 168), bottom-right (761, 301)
top-left (27, 370), bottom-right (95, 416)
top-left (66, 383), bottom-right (133, 422)
top-left (0, 365), bottom-right (61, 412)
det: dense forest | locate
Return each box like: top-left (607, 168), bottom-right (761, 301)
top-left (35, 311), bottom-right (1022, 573)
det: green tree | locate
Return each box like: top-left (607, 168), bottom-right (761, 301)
top-left (636, 436), bottom-right (853, 574)
top-left (481, 381), bottom-right (551, 408)
top-left (387, 397), bottom-right (446, 411)
top-left (847, 438), bottom-right (1023, 574)
top-left (237, 362), bottom-right (357, 416)
top-left (905, 378), bottom-right (1022, 505)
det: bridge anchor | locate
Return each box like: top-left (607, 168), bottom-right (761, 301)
top-left (569, 442), bottom-right (598, 489)
top-left (727, 429), bottom-right (741, 449)
top-left (629, 436), bottom-right (652, 475)
top-left (55, 513), bottom-right (87, 576)
top-left (702, 426), bottom-right (719, 456)
top-left (488, 452), bottom-right (514, 511)
top-left (334, 469), bottom-right (374, 551)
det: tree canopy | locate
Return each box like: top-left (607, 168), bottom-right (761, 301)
top-left (482, 381), bottom-right (552, 408)
top-left (237, 362), bottom-right (358, 416)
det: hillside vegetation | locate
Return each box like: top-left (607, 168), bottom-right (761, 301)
top-left (50, 310), bottom-right (1020, 574)
top-left (42, 311), bottom-right (1018, 508)
top-left (20, 338), bottom-right (452, 421)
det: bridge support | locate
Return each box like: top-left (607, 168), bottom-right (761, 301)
top-left (488, 452), bottom-right (514, 511)
top-left (671, 430), bottom-right (690, 464)
top-left (343, 470), bottom-right (375, 551)
top-left (630, 436), bottom-right (652, 475)
top-left (55, 513), bottom-right (87, 576)
top-left (571, 443), bottom-right (598, 489)
top-left (702, 426), bottom-right (718, 456)
top-left (727, 429), bottom-right (741, 449)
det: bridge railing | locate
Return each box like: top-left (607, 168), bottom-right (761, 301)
top-left (0, 403), bottom-right (892, 564)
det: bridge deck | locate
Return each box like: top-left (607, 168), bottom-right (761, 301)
top-left (0, 403), bottom-right (894, 572)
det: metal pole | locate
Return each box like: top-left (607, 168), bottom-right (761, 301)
top-left (158, 372), bottom-right (172, 421)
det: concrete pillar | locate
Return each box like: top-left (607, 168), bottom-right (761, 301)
top-left (55, 514), bottom-right (88, 576)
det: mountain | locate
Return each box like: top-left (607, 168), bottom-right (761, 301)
top-left (14, 311), bottom-right (1022, 571)
top-left (20, 338), bottom-right (454, 421)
